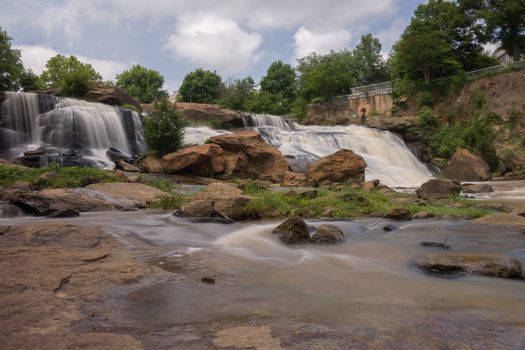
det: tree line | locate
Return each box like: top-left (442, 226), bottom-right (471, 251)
top-left (1, 0), bottom-right (523, 117)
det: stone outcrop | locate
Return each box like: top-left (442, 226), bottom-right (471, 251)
top-left (444, 148), bottom-right (491, 181)
top-left (311, 224), bottom-right (345, 244)
top-left (471, 213), bottom-right (525, 230)
top-left (136, 154), bottom-right (163, 173)
top-left (176, 102), bottom-right (247, 128)
top-left (272, 218), bottom-right (311, 244)
top-left (306, 149), bottom-right (367, 186)
top-left (0, 222), bottom-right (162, 349)
top-left (416, 179), bottom-right (462, 200)
top-left (86, 182), bottom-right (166, 204)
top-left (86, 82), bottom-right (142, 111)
top-left (162, 144), bottom-right (225, 176)
top-left (179, 182), bottom-right (252, 220)
top-left (461, 183), bottom-right (493, 194)
top-left (9, 187), bottom-right (145, 215)
top-left (418, 252), bottom-right (522, 279)
top-left (208, 131), bottom-right (289, 183)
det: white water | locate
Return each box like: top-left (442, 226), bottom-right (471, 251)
top-left (0, 92), bottom-right (146, 168)
top-left (185, 114), bottom-right (433, 187)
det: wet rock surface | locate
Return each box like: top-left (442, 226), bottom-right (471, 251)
top-left (416, 179), bottom-right (462, 200)
top-left (306, 149), bottom-right (367, 186)
top-left (311, 224), bottom-right (345, 244)
top-left (418, 252), bottom-right (522, 279)
top-left (272, 218), bottom-right (311, 244)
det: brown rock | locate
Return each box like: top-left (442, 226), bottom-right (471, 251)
top-left (272, 218), bottom-right (311, 244)
top-left (116, 160), bottom-right (141, 172)
top-left (208, 131), bottom-right (289, 183)
top-left (322, 206), bottom-right (337, 217)
top-left (461, 183), bottom-right (493, 194)
top-left (86, 82), bottom-right (142, 111)
top-left (444, 148), bottom-right (491, 181)
top-left (306, 149), bottom-right (367, 187)
top-left (86, 182), bottom-right (166, 204)
top-left (11, 181), bottom-right (31, 191)
top-left (471, 213), bottom-right (525, 230)
top-left (282, 171), bottom-right (307, 187)
top-left (9, 188), bottom-right (144, 215)
top-left (175, 102), bottom-right (247, 128)
top-left (362, 179), bottom-right (380, 191)
top-left (418, 252), bottom-right (522, 279)
top-left (180, 182), bottom-right (252, 220)
top-left (162, 144), bottom-right (225, 176)
top-left (137, 154), bottom-right (163, 173)
top-left (386, 207), bottom-right (411, 221)
top-left (311, 224), bottom-right (345, 244)
top-left (416, 179), bottom-right (462, 200)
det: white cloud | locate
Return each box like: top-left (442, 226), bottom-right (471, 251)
top-left (14, 45), bottom-right (130, 81)
top-left (293, 27), bottom-right (352, 60)
top-left (164, 15), bottom-right (263, 74)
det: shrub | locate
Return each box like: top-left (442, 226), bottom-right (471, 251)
top-left (61, 69), bottom-right (94, 97)
top-left (419, 106), bottom-right (438, 131)
top-left (143, 99), bottom-right (187, 156)
top-left (121, 103), bottom-right (139, 112)
top-left (418, 91), bottom-right (435, 108)
top-left (469, 90), bottom-right (486, 110)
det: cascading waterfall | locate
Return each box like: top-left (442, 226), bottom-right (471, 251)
top-left (0, 92), bottom-right (146, 168)
top-left (247, 114), bottom-right (433, 187)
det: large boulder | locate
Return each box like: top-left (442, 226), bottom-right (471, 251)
top-left (444, 148), bottom-right (491, 181)
top-left (461, 183), bottom-right (493, 194)
top-left (179, 182), bottom-right (252, 220)
top-left (9, 188), bottom-right (144, 215)
top-left (272, 218), bottom-right (311, 244)
top-left (85, 82), bottom-right (142, 111)
top-left (175, 102), bottom-right (247, 128)
top-left (86, 182), bottom-right (166, 204)
top-left (416, 179), bottom-right (462, 200)
top-left (137, 154), bottom-right (163, 173)
top-left (306, 149), bottom-right (367, 187)
top-left (417, 252), bottom-right (522, 279)
top-left (162, 144), bottom-right (225, 176)
top-left (208, 131), bottom-right (289, 183)
top-left (311, 224), bottom-right (345, 244)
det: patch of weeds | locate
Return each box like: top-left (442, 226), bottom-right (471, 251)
top-left (138, 174), bottom-right (173, 192)
top-left (151, 193), bottom-right (186, 210)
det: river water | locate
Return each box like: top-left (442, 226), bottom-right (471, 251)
top-left (3, 210), bottom-right (525, 347)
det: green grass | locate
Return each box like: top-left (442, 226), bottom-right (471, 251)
top-left (243, 185), bottom-right (495, 219)
top-left (137, 174), bottom-right (173, 192)
top-left (0, 164), bottom-right (118, 188)
top-left (150, 193), bottom-right (187, 210)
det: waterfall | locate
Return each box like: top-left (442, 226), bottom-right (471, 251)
top-left (0, 92), bottom-right (146, 168)
top-left (249, 114), bottom-right (432, 188)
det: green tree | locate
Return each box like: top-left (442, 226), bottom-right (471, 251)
top-left (0, 26), bottom-right (23, 91)
top-left (260, 61), bottom-right (296, 102)
top-left (178, 68), bottom-right (223, 104)
top-left (219, 77), bottom-right (255, 110)
top-left (296, 50), bottom-right (358, 102)
top-left (462, 0), bottom-right (525, 62)
top-left (143, 99), bottom-right (187, 156)
top-left (18, 69), bottom-right (42, 91)
top-left (115, 65), bottom-right (167, 104)
top-left (353, 34), bottom-right (390, 85)
top-left (40, 55), bottom-right (102, 89)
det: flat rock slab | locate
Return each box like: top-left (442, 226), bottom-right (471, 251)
top-left (471, 213), bottom-right (525, 230)
top-left (86, 182), bottom-right (167, 204)
top-left (418, 252), bottom-right (522, 279)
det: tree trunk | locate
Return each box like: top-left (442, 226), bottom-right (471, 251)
top-left (512, 41), bottom-right (521, 62)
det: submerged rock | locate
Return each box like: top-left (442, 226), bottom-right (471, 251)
top-left (306, 149), bottom-right (367, 187)
top-left (311, 224), bottom-right (345, 244)
top-left (273, 218), bottom-right (311, 244)
top-left (461, 183), bottom-right (493, 194)
top-left (444, 148), bottom-right (491, 181)
top-left (418, 252), bottom-right (522, 279)
top-left (416, 179), bottom-right (462, 200)
top-left (420, 241), bottom-right (451, 249)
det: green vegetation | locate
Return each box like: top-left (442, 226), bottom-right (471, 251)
top-left (219, 77), bottom-right (256, 111)
top-left (40, 55), bottom-right (102, 97)
top-left (0, 164), bottom-right (117, 188)
top-left (178, 68), bottom-right (223, 103)
top-left (120, 103), bottom-right (140, 112)
top-left (115, 65), bottom-right (168, 103)
top-left (0, 26), bottom-right (23, 91)
top-left (143, 99), bottom-right (187, 156)
top-left (242, 183), bottom-right (493, 219)
top-left (151, 193), bottom-right (186, 210)
top-left (137, 174), bottom-right (173, 192)
top-left (18, 68), bottom-right (42, 91)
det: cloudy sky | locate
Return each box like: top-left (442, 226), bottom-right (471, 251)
top-left (1, 0), bottom-right (423, 91)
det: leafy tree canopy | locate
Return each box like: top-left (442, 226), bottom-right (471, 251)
top-left (219, 77), bottom-right (256, 111)
top-left (353, 34), bottom-right (390, 85)
top-left (260, 60), bottom-right (296, 101)
top-left (116, 64), bottom-right (168, 104)
top-left (0, 26), bottom-right (23, 91)
top-left (40, 55), bottom-right (102, 89)
top-left (178, 68), bottom-right (223, 104)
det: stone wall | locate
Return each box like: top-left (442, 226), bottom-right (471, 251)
top-left (306, 92), bottom-right (393, 125)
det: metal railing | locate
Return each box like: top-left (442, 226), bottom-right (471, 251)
top-left (465, 60), bottom-right (524, 80)
top-left (329, 59), bottom-right (524, 103)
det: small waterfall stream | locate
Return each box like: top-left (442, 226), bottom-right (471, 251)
top-left (0, 92), bottom-right (146, 168)
top-left (185, 114), bottom-right (433, 187)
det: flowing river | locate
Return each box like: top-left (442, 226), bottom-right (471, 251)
top-left (3, 209), bottom-right (524, 348)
